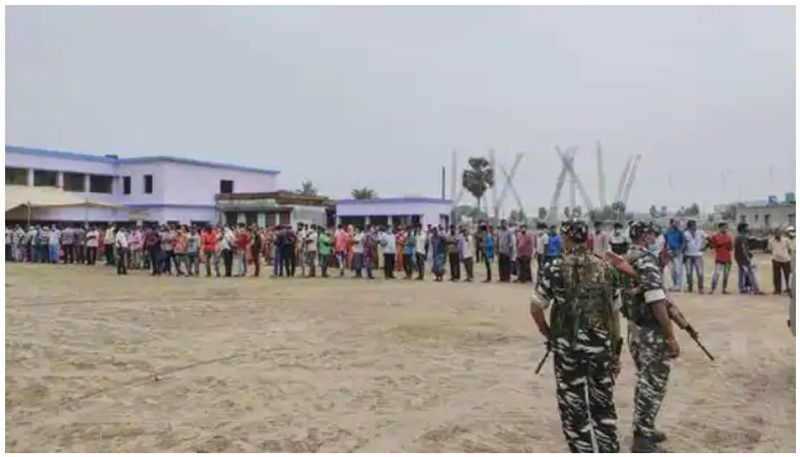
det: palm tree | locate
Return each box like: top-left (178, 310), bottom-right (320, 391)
top-left (351, 188), bottom-right (377, 200)
top-left (461, 157), bottom-right (494, 210)
top-left (296, 180), bottom-right (318, 196)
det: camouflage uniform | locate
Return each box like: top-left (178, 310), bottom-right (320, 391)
top-left (623, 244), bottom-right (671, 443)
top-left (532, 246), bottom-right (622, 453)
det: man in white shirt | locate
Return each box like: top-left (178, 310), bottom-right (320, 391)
top-left (769, 228), bottom-right (794, 294)
top-left (460, 227), bottom-right (475, 282)
top-left (352, 227), bottom-right (365, 278)
top-left (535, 223), bottom-right (549, 280)
top-left (104, 225), bottom-right (117, 266)
top-left (592, 221), bottom-right (610, 257)
top-left (379, 227), bottom-right (397, 279)
top-left (221, 226), bottom-right (235, 277)
top-left (414, 226), bottom-right (428, 280)
top-left (115, 227), bottom-right (129, 275)
top-left (683, 220), bottom-right (707, 294)
top-left (304, 225), bottom-right (318, 278)
top-left (48, 225), bottom-right (61, 263)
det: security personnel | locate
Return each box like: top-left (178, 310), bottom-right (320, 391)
top-left (530, 220), bottom-right (623, 453)
top-left (623, 220), bottom-right (680, 452)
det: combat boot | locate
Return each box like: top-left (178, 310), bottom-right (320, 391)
top-left (632, 434), bottom-right (667, 453)
top-left (652, 430), bottom-right (667, 443)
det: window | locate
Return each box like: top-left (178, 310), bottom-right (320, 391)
top-left (764, 214), bottom-right (771, 227)
top-left (89, 175), bottom-right (113, 194)
top-left (6, 167), bottom-right (28, 185)
top-left (33, 170), bottom-right (58, 187)
top-left (754, 214), bottom-right (759, 222)
top-left (220, 179), bottom-right (234, 194)
top-left (144, 175), bottom-right (153, 194)
top-left (123, 176), bottom-right (131, 195)
top-left (63, 172), bottom-right (86, 192)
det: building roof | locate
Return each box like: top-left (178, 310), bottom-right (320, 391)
top-left (216, 191), bottom-right (334, 207)
top-left (6, 145), bottom-right (280, 175)
top-left (336, 197), bottom-right (453, 205)
top-left (5, 185), bottom-right (120, 211)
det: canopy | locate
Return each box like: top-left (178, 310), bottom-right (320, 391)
top-left (5, 185), bottom-right (121, 212)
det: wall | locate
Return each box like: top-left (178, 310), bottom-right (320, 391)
top-left (736, 205), bottom-right (796, 230)
top-left (336, 199), bottom-right (453, 227)
top-left (161, 162), bottom-right (278, 206)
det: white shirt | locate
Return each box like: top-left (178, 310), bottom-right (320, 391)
top-left (536, 232), bottom-right (548, 255)
top-left (104, 228), bottom-right (116, 245)
top-left (415, 231), bottom-right (428, 255)
top-left (115, 231), bottom-right (129, 249)
top-left (48, 229), bottom-right (61, 245)
top-left (86, 230), bottom-right (100, 248)
top-left (461, 234), bottom-right (474, 259)
top-left (380, 233), bottom-right (397, 254)
top-left (683, 229), bottom-right (706, 257)
top-left (305, 231), bottom-right (318, 253)
top-left (221, 229), bottom-right (235, 250)
top-left (592, 231), bottom-right (610, 256)
top-left (352, 233), bottom-right (364, 254)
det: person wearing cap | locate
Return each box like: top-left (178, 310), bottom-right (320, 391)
top-left (530, 219), bottom-right (622, 453)
top-left (768, 227), bottom-right (794, 295)
top-left (623, 220), bottom-right (680, 452)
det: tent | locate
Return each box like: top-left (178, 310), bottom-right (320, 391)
top-left (5, 185), bottom-right (121, 226)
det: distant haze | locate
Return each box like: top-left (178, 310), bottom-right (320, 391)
top-left (6, 6), bottom-right (795, 214)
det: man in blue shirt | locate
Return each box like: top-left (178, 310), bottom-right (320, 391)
top-left (664, 219), bottom-right (686, 292)
top-left (546, 225), bottom-right (563, 261)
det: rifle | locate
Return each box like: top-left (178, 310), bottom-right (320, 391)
top-left (602, 250), bottom-right (716, 362)
top-left (534, 343), bottom-right (551, 375)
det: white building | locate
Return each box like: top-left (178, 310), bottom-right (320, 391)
top-left (335, 197), bottom-right (453, 228)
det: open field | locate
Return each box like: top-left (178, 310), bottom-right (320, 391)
top-left (5, 254), bottom-right (795, 452)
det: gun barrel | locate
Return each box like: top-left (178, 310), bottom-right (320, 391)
top-left (692, 336), bottom-right (715, 361)
top-left (535, 349), bottom-right (551, 374)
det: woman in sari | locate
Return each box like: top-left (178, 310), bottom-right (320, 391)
top-left (430, 227), bottom-right (447, 281)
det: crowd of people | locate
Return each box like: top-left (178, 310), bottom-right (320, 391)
top-left (5, 219), bottom-right (795, 293)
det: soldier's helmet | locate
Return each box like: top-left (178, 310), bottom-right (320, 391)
top-left (629, 220), bottom-right (656, 241)
top-left (561, 219), bottom-right (589, 243)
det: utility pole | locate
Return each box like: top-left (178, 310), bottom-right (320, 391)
top-left (490, 148), bottom-right (498, 220)
top-left (450, 149), bottom-right (457, 201)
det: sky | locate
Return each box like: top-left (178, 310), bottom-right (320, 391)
top-left (6, 6), bottom-right (796, 215)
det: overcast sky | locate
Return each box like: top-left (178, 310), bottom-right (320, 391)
top-left (6, 6), bottom-right (795, 214)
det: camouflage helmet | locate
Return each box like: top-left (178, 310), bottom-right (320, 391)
top-left (560, 219), bottom-right (589, 243)
top-left (629, 220), bottom-right (656, 241)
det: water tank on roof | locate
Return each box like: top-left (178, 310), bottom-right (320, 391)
top-left (786, 192), bottom-right (795, 203)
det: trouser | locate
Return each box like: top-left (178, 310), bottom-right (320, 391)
top-left (510, 258), bottom-right (518, 277)
top-left (49, 244), bottom-right (60, 263)
top-left (251, 248), bottom-right (260, 277)
top-left (320, 254), bottom-right (330, 276)
top-left (116, 247), bottom-right (128, 274)
top-left (222, 249), bottom-right (233, 277)
top-left (185, 253), bottom-right (198, 276)
top-left (403, 253), bottom-right (414, 278)
top-left (352, 252), bottom-right (363, 277)
top-left (364, 254), bottom-right (375, 278)
top-left (174, 253), bottom-right (186, 275)
top-left (518, 255), bottom-right (532, 282)
top-left (737, 262), bottom-right (760, 293)
top-left (236, 250), bottom-right (247, 276)
top-left (76, 245), bottom-right (85, 264)
top-left (772, 260), bottom-right (792, 293)
top-left (448, 252), bottom-right (460, 280)
top-left (12, 244), bottom-right (21, 262)
top-left (105, 243), bottom-right (114, 264)
top-left (29, 245), bottom-right (38, 263)
top-left (669, 251), bottom-right (684, 289)
top-left (336, 251), bottom-right (347, 276)
top-left (485, 256), bottom-right (493, 281)
top-left (273, 248), bottom-right (282, 276)
top-left (280, 246), bottom-right (295, 277)
top-left (628, 324), bottom-right (670, 442)
top-left (684, 255), bottom-right (704, 292)
top-left (463, 257), bottom-right (474, 280)
top-left (149, 249), bottom-right (163, 275)
top-left (40, 245), bottom-right (49, 263)
top-left (498, 253), bottom-right (511, 282)
top-left (711, 261), bottom-right (731, 292)
top-left (305, 251), bottom-right (317, 277)
top-left (415, 253), bottom-right (426, 279)
top-left (163, 251), bottom-right (175, 274)
top-left (204, 251), bottom-right (220, 277)
top-left (384, 253), bottom-right (395, 278)
top-left (553, 331), bottom-right (619, 453)
top-left (5, 243), bottom-right (10, 261)
top-left (86, 246), bottom-right (97, 265)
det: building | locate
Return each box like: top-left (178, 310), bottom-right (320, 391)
top-left (215, 191), bottom-right (335, 228)
top-left (5, 145), bottom-right (279, 225)
top-left (335, 197), bottom-right (453, 228)
top-left (735, 194), bottom-right (796, 231)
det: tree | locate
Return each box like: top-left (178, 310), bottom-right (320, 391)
top-left (686, 203), bottom-right (700, 216)
top-left (351, 188), bottom-right (377, 199)
top-left (660, 206), bottom-right (668, 217)
top-left (453, 204), bottom-right (488, 223)
top-left (611, 201), bottom-right (626, 220)
top-left (538, 207), bottom-right (548, 221)
top-left (461, 156), bottom-right (494, 210)
top-left (563, 206), bottom-right (572, 219)
top-left (649, 204), bottom-right (659, 218)
top-left (296, 180), bottom-right (318, 196)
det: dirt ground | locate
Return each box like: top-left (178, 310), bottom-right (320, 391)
top-left (5, 253), bottom-right (795, 452)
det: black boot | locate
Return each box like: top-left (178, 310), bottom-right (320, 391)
top-left (632, 434), bottom-right (667, 453)
top-left (652, 430), bottom-right (667, 443)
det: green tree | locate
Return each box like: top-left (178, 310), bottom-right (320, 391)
top-left (538, 207), bottom-right (548, 221)
top-left (351, 188), bottom-right (377, 199)
top-left (461, 157), bottom-right (494, 210)
top-left (454, 204), bottom-right (489, 223)
top-left (296, 180), bottom-right (318, 196)
top-left (510, 209), bottom-right (527, 224)
top-left (649, 204), bottom-right (659, 218)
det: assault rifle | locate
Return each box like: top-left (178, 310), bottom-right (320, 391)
top-left (602, 251), bottom-right (716, 362)
top-left (534, 343), bottom-right (550, 374)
